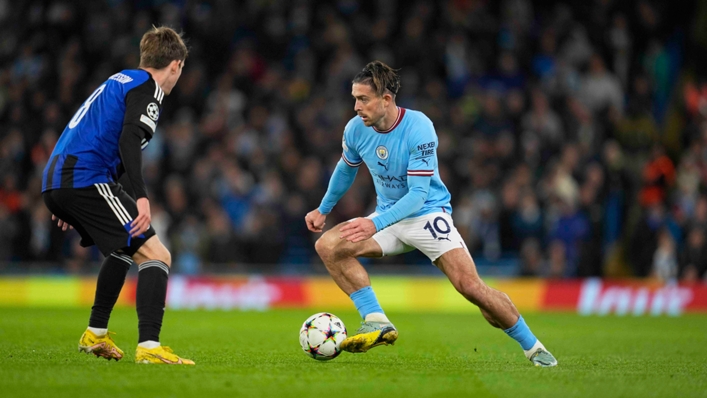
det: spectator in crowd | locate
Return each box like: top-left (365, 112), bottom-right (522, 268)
top-left (511, 190), bottom-right (544, 250)
top-left (630, 203), bottom-right (680, 277)
top-left (652, 227), bottom-right (678, 282)
top-left (679, 226), bottom-right (707, 282)
top-left (519, 238), bottom-right (545, 277)
top-left (580, 53), bottom-right (624, 116)
top-left (547, 240), bottom-right (568, 279)
top-left (521, 89), bottom-right (564, 161)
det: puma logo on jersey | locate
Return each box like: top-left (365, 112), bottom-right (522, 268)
top-left (378, 161), bottom-right (389, 171)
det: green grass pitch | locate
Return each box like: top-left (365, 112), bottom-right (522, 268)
top-left (0, 307), bottom-right (706, 398)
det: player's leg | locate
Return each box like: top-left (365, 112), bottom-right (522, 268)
top-left (403, 212), bottom-right (556, 366)
top-left (131, 236), bottom-right (194, 365)
top-left (88, 252), bottom-right (132, 335)
top-left (435, 248), bottom-right (557, 367)
top-left (314, 221), bottom-right (386, 322)
top-left (314, 221), bottom-right (381, 294)
top-left (43, 189), bottom-right (126, 361)
top-left (81, 183), bottom-right (191, 364)
top-left (77, 251), bottom-right (133, 360)
top-left (434, 248), bottom-right (519, 327)
top-left (315, 221), bottom-right (406, 352)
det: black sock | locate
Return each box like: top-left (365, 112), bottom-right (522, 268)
top-left (136, 260), bottom-right (169, 343)
top-left (89, 252), bottom-right (132, 329)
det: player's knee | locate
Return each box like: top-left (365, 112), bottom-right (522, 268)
top-left (315, 231), bottom-right (355, 262)
top-left (160, 247), bottom-right (172, 267)
top-left (147, 245), bottom-right (171, 266)
top-left (150, 242), bottom-right (171, 266)
top-left (314, 234), bottom-right (333, 259)
top-left (135, 237), bottom-right (171, 267)
top-left (315, 231), bottom-right (340, 259)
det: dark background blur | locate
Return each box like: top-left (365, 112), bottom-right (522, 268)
top-left (1, 0), bottom-right (707, 281)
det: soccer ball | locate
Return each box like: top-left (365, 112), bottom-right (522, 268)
top-left (299, 312), bottom-right (347, 361)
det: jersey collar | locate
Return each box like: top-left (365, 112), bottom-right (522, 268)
top-left (373, 107), bottom-right (406, 134)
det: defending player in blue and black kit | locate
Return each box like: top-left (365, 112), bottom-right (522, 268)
top-left (305, 61), bottom-right (558, 367)
top-left (43, 68), bottom-right (162, 252)
top-left (42, 27), bottom-right (194, 365)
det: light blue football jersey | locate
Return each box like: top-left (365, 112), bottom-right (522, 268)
top-left (341, 107), bottom-right (452, 217)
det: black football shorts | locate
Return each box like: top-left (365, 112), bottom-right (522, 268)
top-left (43, 182), bottom-right (156, 256)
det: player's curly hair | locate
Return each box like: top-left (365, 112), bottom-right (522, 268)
top-left (139, 26), bottom-right (188, 69)
top-left (352, 61), bottom-right (401, 98)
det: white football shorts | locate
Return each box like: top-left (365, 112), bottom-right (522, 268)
top-left (365, 212), bottom-right (468, 262)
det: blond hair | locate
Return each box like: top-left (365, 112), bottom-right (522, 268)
top-left (139, 26), bottom-right (188, 69)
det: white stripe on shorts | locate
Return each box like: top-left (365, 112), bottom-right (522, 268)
top-left (99, 183), bottom-right (132, 223)
top-left (94, 183), bottom-right (132, 226)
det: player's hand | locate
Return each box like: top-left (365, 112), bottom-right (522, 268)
top-left (130, 197), bottom-right (151, 237)
top-left (339, 218), bottom-right (376, 243)
top-left (51, 214), bottom-right (73, 231)
top-left (305, 209), bottom-right (327, 233)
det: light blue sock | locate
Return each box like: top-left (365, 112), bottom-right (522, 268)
top-left (350, 286), bottom-right (384, 319)
top-left (503, 315), bottom-right (538, 350)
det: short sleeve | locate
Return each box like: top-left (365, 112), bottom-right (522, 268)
top-left (407, 118), bottom-right (437, 177)
top-left (123, 79), bottom-right (164, 138)
top-left (341, 119), bottom-right (362, 167)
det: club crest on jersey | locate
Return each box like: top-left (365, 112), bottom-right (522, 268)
top-left (146, 103), bottom-right (160, 121)
top-left (376, 145), bottom-right (389, 160)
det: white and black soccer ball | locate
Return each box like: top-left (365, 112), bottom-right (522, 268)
top-left (299, 312), bottom-right (347, 361)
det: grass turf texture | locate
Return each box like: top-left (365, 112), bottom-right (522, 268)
top-left (0, 308), bottom-right (705, 398)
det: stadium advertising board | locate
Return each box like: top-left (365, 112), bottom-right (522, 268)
top-left (1, 276), bottom-right (706, 316)
top-left (165, 276), bottom-right (306, 310)
top-left (543, 278), bottom-right (707, 316)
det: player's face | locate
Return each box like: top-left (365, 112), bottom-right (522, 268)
top-left (163, 60), bottom-right (184, 95)
top-left (352, 83), bottom-right (389, 127)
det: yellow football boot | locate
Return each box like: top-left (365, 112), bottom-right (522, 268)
top-left (78, 330), bottom-right (124, 361)
top-left (135, 345), bottom-right (195, 365)
top-left (340, 321), bottom-right (398, 353)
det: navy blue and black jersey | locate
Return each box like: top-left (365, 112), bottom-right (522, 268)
top-left (42, 69), bottom-right (164, 198)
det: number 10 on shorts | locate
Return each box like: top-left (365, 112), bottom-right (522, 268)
top-left (423, 217), bottom-right (451, 241)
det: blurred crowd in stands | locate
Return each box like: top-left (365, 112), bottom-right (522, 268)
top-left (1, 0), bottom-right (706, 281)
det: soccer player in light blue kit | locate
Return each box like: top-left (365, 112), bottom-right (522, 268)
top-left (305, 61), bottom-right (557, 366)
